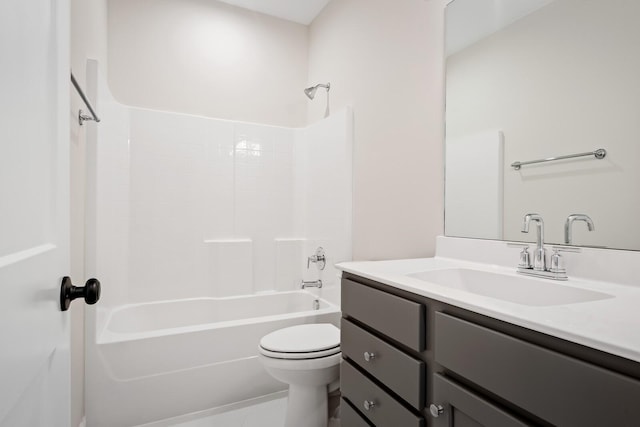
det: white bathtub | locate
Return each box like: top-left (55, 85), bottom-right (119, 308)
top-left (86, 291), bottom-right (340, 427)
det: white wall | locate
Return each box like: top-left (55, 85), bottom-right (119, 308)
top-left (70, 1), bottom-right (108, 426)
top-left (107, 0), bottom-right (309, 128)
top-left (446, 0), bottom-right (640, 250)
top-left (307, 0), bottom-right (446, 261)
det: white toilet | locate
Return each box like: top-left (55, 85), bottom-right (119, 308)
top-left (258, 323), bottom-right (341, 427)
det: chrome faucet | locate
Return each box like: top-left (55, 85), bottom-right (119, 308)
top-left (514, 213), bottom-right (575, 280)
top-left (564, 214), bottom-right (594, 244)
top-left (303, 248), bottom-right (325, 288)
top-left (521, 213), bottom-right (546, 271)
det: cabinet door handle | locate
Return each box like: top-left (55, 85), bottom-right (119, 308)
top-left (430, 403), bottom-right (444, 418)
top-left (363, 351), bottom-right (376, 362)
top-left (363, 400), bottom-right (376, 411)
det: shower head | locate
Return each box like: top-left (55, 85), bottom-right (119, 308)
top-left (304, 86), bottom-right (318, 100)
top-left (304, 82), bottom-right (330, 100)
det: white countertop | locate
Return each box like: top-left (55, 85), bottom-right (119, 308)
top-left (336, 255), bottom-right (640, 364)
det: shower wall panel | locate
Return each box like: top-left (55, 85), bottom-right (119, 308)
top-left (126, 110), bottom-right (298, 301)
top-left (89, 70), bottom-right (352, 306)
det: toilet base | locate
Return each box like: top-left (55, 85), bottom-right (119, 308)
top-left (285, 384), bottom-right (328, 427)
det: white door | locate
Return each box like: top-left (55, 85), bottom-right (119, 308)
top-left (0, 0), bottom-right (71, 425)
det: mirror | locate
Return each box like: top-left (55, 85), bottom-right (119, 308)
top-left (445, 0), bottom-right (640, 251)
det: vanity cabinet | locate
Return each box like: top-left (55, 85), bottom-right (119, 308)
top-left (432, 373), bottom-right (529, 427)
top-left (341, 398), bottom-right (374, 427)
top-left (340, 272), bottom-right (640, 427)
top-left (341, 278), bottom-right (427, 426)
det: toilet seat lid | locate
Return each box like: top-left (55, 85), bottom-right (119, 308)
top-left (260, 323), bottom-right (340, 353)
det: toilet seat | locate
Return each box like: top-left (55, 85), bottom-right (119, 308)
top-left (259, 345), bottom-right (340, 360)
top-left (259, 324), bottom-right (340, 360)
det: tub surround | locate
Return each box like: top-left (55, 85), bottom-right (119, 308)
top-left (337, 236), bottom-right (640, 363)
top-left (86, 67), bottom-right (352, 308)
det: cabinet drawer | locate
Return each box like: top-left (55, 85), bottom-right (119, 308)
top-left (432, 374), bottom-right (530, 427)
top-left (342, 278), bottom-right (426, 351)
top-left (341, 361), bottom-right (424, 427)
top-left (341, 318), bottom-right (425, 409)
top-left (340, 398), bottom-right (373, 427)
top-left (435, 312), bottom-right (640, 426)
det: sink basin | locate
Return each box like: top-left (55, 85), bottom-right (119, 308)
top-left (406, 268), bottom-right (613, 306)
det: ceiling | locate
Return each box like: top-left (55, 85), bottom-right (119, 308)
top-left (216, 0), bottom-right (331, 25)
top-left (446, 0), bottom-right (556, 56)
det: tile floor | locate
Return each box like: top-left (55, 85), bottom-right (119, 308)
top-left (139, 392), bottom-right (340, 427)
top-left (173, 397), bottom-right (287, 427)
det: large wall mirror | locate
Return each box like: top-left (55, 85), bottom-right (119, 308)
top-left (445, 0), bottom-right (640, 251)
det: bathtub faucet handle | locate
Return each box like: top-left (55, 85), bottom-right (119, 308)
top-left (307, 247), bottom-right (326, 270)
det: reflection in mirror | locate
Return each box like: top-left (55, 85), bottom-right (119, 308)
top-left (445, 0), bottom-right (640, 251)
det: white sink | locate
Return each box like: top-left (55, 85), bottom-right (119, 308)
top-left (407, 268), bottom-right (613, 306)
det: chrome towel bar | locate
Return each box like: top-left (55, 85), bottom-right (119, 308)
top-left (70, 71), bottom-right (101, 125)
top-left (511, 148), bottom-right (606, 170)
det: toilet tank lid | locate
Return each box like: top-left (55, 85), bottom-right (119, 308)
top-left (260, 323), bottom-right (340, 353)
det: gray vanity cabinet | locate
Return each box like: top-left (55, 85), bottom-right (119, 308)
top-left (341, 278), bottom-right (427, 426)
top-left (341, 278), bottom-right (425, 351)
top-left (341, 362), bottom-right (424, 427)
top-left (434, 312), bottom-right (640, 426)
top-left (432, 374), bottom-right (530, 427)
top-left (340, 272), bottom-right (640, 427)
top-left (341, 319), bottom-right (425, 409)
top-left (341, 399), bottom-right (374, 427)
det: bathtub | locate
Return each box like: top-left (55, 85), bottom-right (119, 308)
top-left (85, 291), bottom-right (340, 427)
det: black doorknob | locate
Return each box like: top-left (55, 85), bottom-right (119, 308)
top-left (60, 276), bottom-right (101, 311)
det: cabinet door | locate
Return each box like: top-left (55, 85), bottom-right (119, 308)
top-left (431, 374), bottom-right (531, 427)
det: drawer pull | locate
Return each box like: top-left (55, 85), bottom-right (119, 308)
top-left (363, 400), bottom-right (376, 411)
top-left (363, 351), bottom-right (376, 362)
top-left (429, 403), bottom-right (444, 418)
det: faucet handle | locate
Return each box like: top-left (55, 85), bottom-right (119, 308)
top-left (549, 248), bottom-right (566, 274)
top-left (518, 246), bottom-right (532, 269)
top-left (549, 246), bottom-right (580, 277)
top-left (307, 247), bottom-right (326, 270)
top-left (507, 243), bottom-right (532, 269)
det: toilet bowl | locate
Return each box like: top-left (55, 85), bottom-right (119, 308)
top-left (258, 323), bottom-right (341, 427)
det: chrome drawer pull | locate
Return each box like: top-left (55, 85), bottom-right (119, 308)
top-left (363, 400), bottom-right (376, 411)
top-left (363, 351), bottom-right (376, 362)
top-left (430, 403), bottom-right (444, 418)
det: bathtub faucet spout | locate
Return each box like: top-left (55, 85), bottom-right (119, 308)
top-left (301, 279), bottom-right (323, 289)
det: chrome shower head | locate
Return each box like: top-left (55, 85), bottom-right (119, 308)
top-left (304, 86), bottom-right (318, 100)
top-left (304, 82), bottom-right (330, 100)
